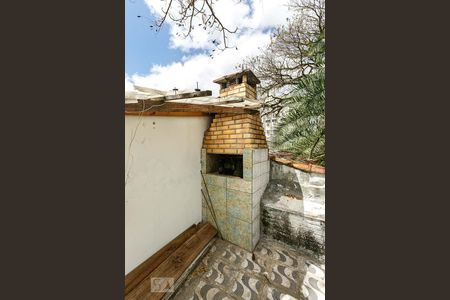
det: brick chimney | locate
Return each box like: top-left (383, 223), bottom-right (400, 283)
top-left (213, 69), bottom-right (260, 100)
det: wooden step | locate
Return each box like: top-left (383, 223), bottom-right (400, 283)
top-left (125, 222), bottom-right (217, 300)
top-left (125, 224), bottom-right (199, 295)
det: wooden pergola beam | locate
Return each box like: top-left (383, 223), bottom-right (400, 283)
top-left (136, 90), bottom-right (212, 102)
top-left (125, 111), bottom-right (209, 117)
top-left (125, 100), bottom-right (259, 115)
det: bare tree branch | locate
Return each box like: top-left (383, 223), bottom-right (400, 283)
top-left (155, 0), bottom-right (239, 50)
top-left (242, 0), bottom-right (325, 115)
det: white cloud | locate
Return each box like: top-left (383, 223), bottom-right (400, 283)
top-left (125, 74), bottom-right (135, 91)
top-left (126, 0), bottom-right (294, 94)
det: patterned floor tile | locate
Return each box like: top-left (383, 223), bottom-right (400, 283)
top-left (202, 260), bottom-right (238, 290)
top-left (268, 264), bottom-right (302, 291)
top-left (229, 272), bottom-right (264, 300)
top-left (171, 237), bottom-right (325, 300)
top-left (194, 280), bottom-right (235, 300)
top-left (301, 261), bottom-right (325, 300)
top-left (267, 286), bottom-right (300, 300)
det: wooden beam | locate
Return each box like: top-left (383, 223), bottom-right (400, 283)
top-left (125, 111), bottom-right (209, 117)
top-left (124, 224), bottom-right (200, 296)
top-left (125, 100), bottom-right (165, 112)
top-left (137, 90), bottom-right (212, 102)
top-left (215, 98), bottom-right (245, 104)
top-left (125, 223), bottom-right (217, 300)
top-left (125, 101), bottom-right (259, 114)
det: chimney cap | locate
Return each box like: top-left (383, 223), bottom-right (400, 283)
top-left (213, 69), bottom-right (260, 85)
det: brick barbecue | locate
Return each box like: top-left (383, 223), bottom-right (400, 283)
top-left (201, 70), bottom-right (270, 251)
top-left (203, 113), bottom-right (268, 155)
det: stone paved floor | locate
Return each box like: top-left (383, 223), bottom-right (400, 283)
top-left (171, 237), bottom-right (325, 300)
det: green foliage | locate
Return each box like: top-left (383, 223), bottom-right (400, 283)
top-left (274, 34), bottom-right (325, 166)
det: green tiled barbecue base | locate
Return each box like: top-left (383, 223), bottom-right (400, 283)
top-left (202, 205), bottom-right (258, 252)
top-left (201, 148), bottom-right (269, 252)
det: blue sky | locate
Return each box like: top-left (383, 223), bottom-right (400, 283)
top-left (125, 0), bottom-right (292, 93)
top-left (125, 0), bottom-right (183, 75)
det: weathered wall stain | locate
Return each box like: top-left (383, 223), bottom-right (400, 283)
top-left (261, 161), bottom-right (325, 258)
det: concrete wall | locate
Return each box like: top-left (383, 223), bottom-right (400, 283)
top-left (125, 115), bottom-right (211, 275)
top-left (261, 161), bottom-right (325, 258)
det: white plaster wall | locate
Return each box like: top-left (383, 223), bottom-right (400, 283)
top-left (125, 115), bottom-right (211, 275)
